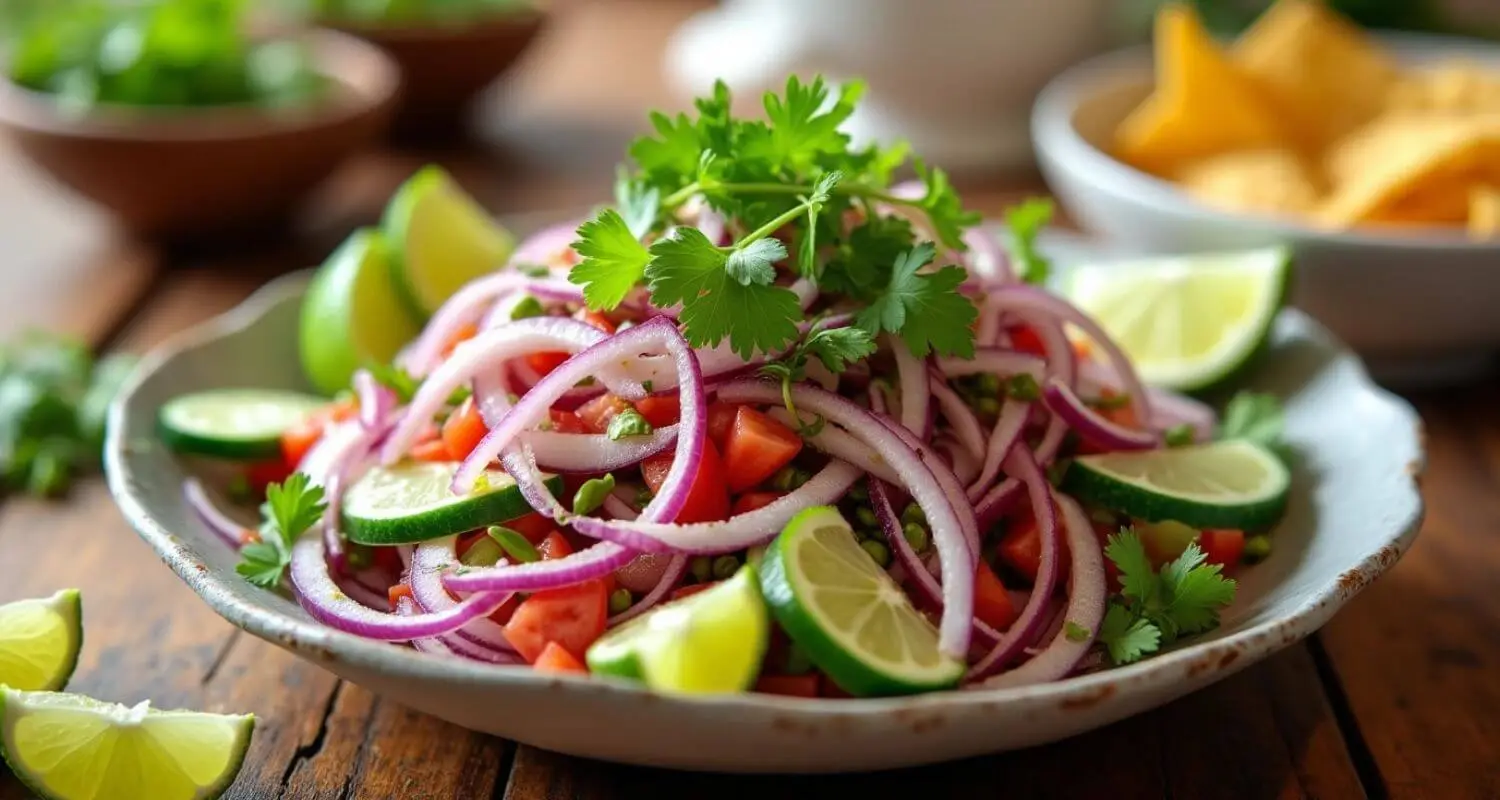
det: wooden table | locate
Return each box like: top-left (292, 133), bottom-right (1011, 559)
top-left (1, 3), bottom-right (1497, 798)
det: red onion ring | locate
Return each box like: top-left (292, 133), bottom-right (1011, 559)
top-left (1043, 377), bottom-right (1158, 451)
top-left (891, 338), bottom-right (933, 440)
top-left (928, 371), bottom-right (985, 465)
top-left (409, 537), bottom-right (516, 653)
top-left (510, 219), bottom-right (584, 269)
top-left (399, 274), bottom-right (585, 377)
top-left (610, 555), bottom-right (688, 625)
top-left (864, 393), bottom-right (981, 562)
top-left (973, 493), bottom-right (1107, 688)
top-left (935, 434), bottom-right (981, 485)
top-left (962, 225), bottom-right (1012, 285)
top-left (965, 448), bottom-right (1063, 680)
top-left (937, 348), bottom-right (1046, 381)
top-left (443, 539), bottom-right (637, 593)
top-left (353, 369), bottom-right (396, 431)
top-left (966, 399), bottom-right (1028, 501)
top-left (525, 427), bottom-right (679, 474)
top-left (1078, 359), bottom-right (1217, 441)
top-left (183, 478), bottom-right (252, 549)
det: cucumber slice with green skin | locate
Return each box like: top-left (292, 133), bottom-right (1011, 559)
top-left (158, 389), bottom-right (327, 460)
top-left (759, 506), bottom-right (965, 697)
top-left (341, 461), bottom-right (562, 545)
top-left (1062, 439), bottom-right (1290, 532)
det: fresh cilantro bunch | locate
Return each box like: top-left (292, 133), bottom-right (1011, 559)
top-left (568, 75), bottom-right (983, 363)
top-left (1095, 529), bottom-right (1238, 665)
top-left (237, 472), bottom-right (327, 588)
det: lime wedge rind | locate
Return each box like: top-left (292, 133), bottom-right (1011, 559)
top-left (0, 590), bottom-right (83, 694)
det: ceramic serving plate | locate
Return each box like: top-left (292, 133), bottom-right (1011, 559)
top-left (104, 234), bottom-right (1425, 773)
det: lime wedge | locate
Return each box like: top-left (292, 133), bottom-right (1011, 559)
top-left (1062, 247), bottom-right (1289, 392)
top-left (759, 506), bottom-right (964, 697)
top-left (1, 688), bottom-right (253, 800)
top-left (1062, 439), bottom-right (1290, 531)
top-left (299, 228), bottom-right (422, 396)
top-left (0, 591), bottom-right (82, 693)
top-left (383, 165), bottom-right (516, 319)
top-left (587, 564), bottom-right (769, 695)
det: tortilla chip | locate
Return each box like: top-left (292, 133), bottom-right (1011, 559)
top-left (1469, 185), bottom-right (1500, 238)
top-left (1114, 4), bottom-right (1284, 175)
top-left (1315, 112), bottom-right (1500, 227)
top-left (1387, 60), bottom-right (1500, 116)
top-left (1174, 149), bottom-right (1323, 217)
top-left (1234, 0), bottom-right (1399, 150)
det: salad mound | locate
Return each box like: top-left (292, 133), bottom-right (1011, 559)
top-left (165, 75), bottom-right (1290, 698)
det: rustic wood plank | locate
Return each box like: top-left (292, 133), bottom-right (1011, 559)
top-left (1316, 388), bottom-right (1500, 800)
top-left (503, 645), bottom-right (1361, 800)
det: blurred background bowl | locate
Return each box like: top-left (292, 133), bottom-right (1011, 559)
top-left (0, 27), bottom-right (397, 244)
top-left (319, 8), bottom-right (546, 144)
top-left (1032, 31), bottom-right (1500, 386)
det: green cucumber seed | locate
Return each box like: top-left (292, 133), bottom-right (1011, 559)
top-left (487, 526), bottom-right (539, 564)
top-left (608, 587), bottom-right (633, 614)
top-left (1242, 534), bottom-right (1273, 564)
top-left (902, 522), bottom-right (929, 552)
top-left (606, 408), bottom-right (654, 440)
top-left (573, 473), bottom-right (616, 515)
top-left (859, 539), bottom-right (891, 568)
top-left (711, 554), bottom-right (740, 580)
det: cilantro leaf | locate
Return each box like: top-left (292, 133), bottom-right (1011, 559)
top-left (725, 238), bottom-right (786, 286)
top-left (755, 76), bottom-right (862, 171)
top-left (1217, 391), bottom-right (1284, 449)
top-left (1158, 542), bottom-right (1237, 637)
top-left (368, 362), bottom-right (418, 403)
top-left (236, 542), bottom-right (288, 588)
top-left (1097, 604), bottom-right (1161, 665)
top-left (569, 209), bottom-right (652, 311)
top-left (1005, 197), bottom-right (1054, 285)
top-left (645, 227), bottom-right (802, 358)
top-left (803, 326), bottom-right (876, 374)
top-left (913, 159), bottom-right (981, 251)
top-left (856, 243), bottom-right (977, 358)
top-left (629, 111), bottom-right (702, 185)
top-left (1105, 529), bottom-right (1156, 604)
top-left (614, 168), bottom-right (661, 239)
top-left (237, 472), bottom-right (326, 590)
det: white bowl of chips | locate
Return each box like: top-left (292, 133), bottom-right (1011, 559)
top-left (1032, 0), bottom-right (1500, 385)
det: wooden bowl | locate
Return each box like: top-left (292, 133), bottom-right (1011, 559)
top-left (322, 10), bottom-right (547, 143)
top-left (0, 28), bottom-right (399, 243)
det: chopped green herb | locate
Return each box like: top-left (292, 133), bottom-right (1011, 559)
top-left (1064, 621), bottom-right (1092, 642)
top-left (509, 295), bottom-right (546, 320)
top-left (1096, 529), bottom-right (1238, 665)
top-left (236, 473), bottom-right (326, 589)
top-left (1004, 197), bottom-right (1054, 285)
top-left (606, 407), bottom-right (654, 440)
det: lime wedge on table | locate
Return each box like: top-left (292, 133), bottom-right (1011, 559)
top-left (0, 687), bottom-right (253, 800)
top-left (1063, 439), bottom-right (1290, 531)
top-left (0, 590), bottom-right (82, 693)
top-left (1062, 246), bottom-right (1289, 392)
top-left (587, 565), bottom-right (769, 695)
top-left (759, 506), bottom-right (964, 697)
top-left (299, 228), bottom-right (421, 396)
top-left (383, 165), bottom-right (516, 319)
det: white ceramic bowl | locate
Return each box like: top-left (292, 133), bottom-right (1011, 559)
top-left (1032, 32), bottom-right (1500, 387)
top-left (104, 236), bottom-right (1424, 773)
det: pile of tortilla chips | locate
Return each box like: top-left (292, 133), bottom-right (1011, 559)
top-left (1113, 0), bottom-right (1500, 239)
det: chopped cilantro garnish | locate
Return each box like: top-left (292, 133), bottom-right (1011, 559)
top-left (236, 472), bottom-right (326, 588)
top-left (606, 407), bottom-right (654, 440)
top-left (1004, 197), bottom-right (1054, 285)
top-left (1095, 528), bottom-right (1237, 665)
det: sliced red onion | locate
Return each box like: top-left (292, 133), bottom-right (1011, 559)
top-left (353, 369), bottom-right (396, 431)
top-left (891, 338), bottom-right (933, 440)
top-left (866, 386), bottom-right (981, 561)
top-left (1043, 377), bottom-right (1158, 451)
top-left (716, 379), bottom-right (973, 658)
top-left (765, 408), bottom-right (902, 486)
top-left (962, 225), bottom-right (1012, 285)
top-left (975, 477), bottom-right (1023, 529)
top-left (935, 434), bottom-right (981, 486)
top-left (988, 285), bottom-right (1151, 428)
top-left (409, 537), bottom-right (516, 653)
top-left (383, 316), bottom-right (611, 462)
top-left (1019, 312), bottom-right (1077, 388)
top-left (503, 357), bottom-right (603, 408)
top-left (965, 449), bottom-right (1063, 680)
top-left (396, 597), bottom-right (462, 657)
top-left (973, 493), bottom-right (1107, 689)
top-left (291, 533), bottom-right (510, 641)
top-left (601, 489), bottom-right (641, 522)
top-left (443, 540), bottom-right (637, 593)
top-left (510, 219), bottom-right (584, 269)
top-left (298, 418), bottom-right (385, 574)
top-left (695, 205), bottom-right (727, 245)
top-left (610, 554), bottom-right (688, 625)
top-left (975, 300), bottom-right (1005, 348)
top-left (937, 348), bottom-right (1046, 381)
top-left (437, 631), bottom-right (526, 664)
top-left (400, 273), bottom-right (585, 377)
top-left (966, 399), bottom-right (1028, 501)
top-left (790, 277), bottom-right (819, 310)
top-left (1079, 359), bottom-right (1216, 441)
top-left (183, 478), bottom-right (252, 549)
top-left (570, 461), bottom-right (862, 555)
top-left (928, 372), bottom-right (985, 464)
top-left (526, 427), bottom-right (678, 474)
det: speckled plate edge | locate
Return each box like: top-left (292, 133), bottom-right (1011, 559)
top-left (103, 234), bottom-right (1426, 773)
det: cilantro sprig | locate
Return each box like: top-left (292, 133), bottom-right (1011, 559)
top-left (1095, 529), bottom-right (1237, 666)
top-left (236, 472), bottom-right (327, 588)
top-left (760, 323), bottom-right (876, 434)
top-left (568, 75), bottom-right (982, 364)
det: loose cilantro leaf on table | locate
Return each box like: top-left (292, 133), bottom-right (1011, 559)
top-left (1095, 528), bottom-right (1237, 666)
top-left (236, 472), bottom-right (326, 589)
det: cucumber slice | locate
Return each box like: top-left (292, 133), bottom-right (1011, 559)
top-left (1062, 439), bottom-right (1290, 531)
top-left (759, 506), bottom-right (965, 697)
top-left (341, 461), bottom-right (560, 545)
top-left (158, 389), bottom-right (326, 460)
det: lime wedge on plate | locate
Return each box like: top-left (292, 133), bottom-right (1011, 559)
top-left (299, 228), bottom-right (422, 396)
top-left (1063, 246), bottom-right (1289, 392)
top-left (587, 564), bottom-right (769, 695)
top-left (1063, 439), bottom-right (1290, 531)
top-left (1, 687), bottom-right (253, 800)
top-left (759, 506), bottom-right (964, 697)
top-left (383, 165), bottom-right (516, 319)
top-left (0, 590), bottom-right (82, 693)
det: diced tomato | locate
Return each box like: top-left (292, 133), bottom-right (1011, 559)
top-left (1199, 529), bottom-right (1246, 569)
top-left (754, 674), bottom-right (820, 698)
top-left (504, 512), bottom-right (556, 543)
top-left (537, 531), bottom-right (574, 560)
top-left (548, 409), bottom-right (591, 434)
top-left (525, 350), bottom-right (571, 377)
top-left (640, 441), bottom-right (730, 523)
top-left (973, 560), bottom-right (1018, 630)
top-left (671, 582), bottom-right (717, 601)
top-left (387, 584), bottom-right (413, 611)
top-left (576, 394), bottom-right (634, 433)
top-left (723, 407), bottom-right (803, 493)
top-left (706, 403), bottom-right (742, 451)
top-left (731, 491), bottom-right (785, 516)
top-left (574, 309), bottom-right (617, 334)
top-left (371, 546), bottom-right (404, 575)
top-left (246, 459), bottom-right (294, 495)
top-left (280, 420), bottom-right (324, 468)
top-left (440, 322), bottom-right (480, 359)
top-left (533, 641), bottom-right (590, 674)
top-left (441, 396), bottom-right (488, 461)
top-left (1010, 324), bottom-right (1047, 356)
top-left (410, 438), bottom-right (452, 462)
top-left (503, 579), bottom-right (609, 662)
top-left (996, 507), bottom-right (1070, 583)
top-left (488, 594), bottom-right (521, 625)
top-left (634, 395), bottom-right (680, 427)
